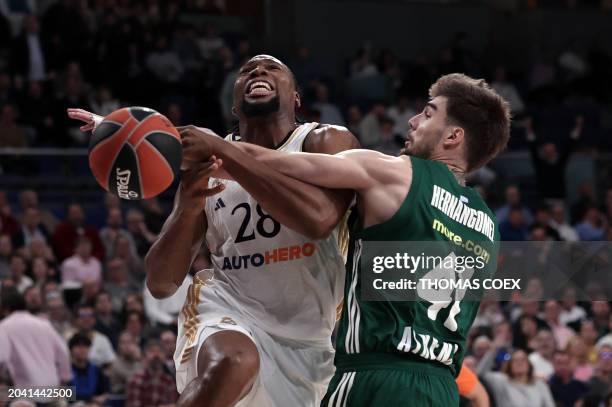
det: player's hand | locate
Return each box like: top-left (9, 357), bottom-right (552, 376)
top-left (67, 108), bottom-right (104, 132)
top-left (177, 156), bottom-right (224, 212)
top-left (178, 125), bottom-right (223, 170)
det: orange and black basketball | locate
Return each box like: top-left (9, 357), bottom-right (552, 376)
top-left (88, 107), bottom-right (182, 200)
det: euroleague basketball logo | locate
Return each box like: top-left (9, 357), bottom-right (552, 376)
top-left (116, 168), bottom-right (139, 199)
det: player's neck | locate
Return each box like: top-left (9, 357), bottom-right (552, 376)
top-left (239, 116), bottom-right (297, 149)
top-left (437, 159), bottom-right (467, 186)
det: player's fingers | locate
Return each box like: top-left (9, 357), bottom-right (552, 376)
top-left (201, 183), bottom-right (225, 197)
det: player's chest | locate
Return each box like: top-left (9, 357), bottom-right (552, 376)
top-left (206, 180), bottom-right (286, 244)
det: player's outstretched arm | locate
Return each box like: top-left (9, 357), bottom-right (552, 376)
top-left (181, 126), bottom-right (377, 239)
top-left (144, 159), bottom-right (223, 298)
top-left (233, 143), bottom-right (382, 191)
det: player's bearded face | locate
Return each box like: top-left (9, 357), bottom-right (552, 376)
top-left (241, 95), bottom-right (280, 118)
top-left (402, 101), bottom-right (445, 159)
top-left (402, 127), bottom-right (443, 159)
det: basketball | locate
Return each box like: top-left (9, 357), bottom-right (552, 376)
top-left (88, 107), bottom-right (182, 200)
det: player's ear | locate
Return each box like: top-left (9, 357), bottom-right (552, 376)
top-left (445, 127), bottom-right (464, 149)
top-left (294, 91), bottom-right (301, 109)
top-left (231, 106), bottom-right (238, 118)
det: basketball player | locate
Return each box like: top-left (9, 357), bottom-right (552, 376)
top-left (179, 73), bottom-right (511, 406)
top-left (68, 54), bottom-right (359, 407)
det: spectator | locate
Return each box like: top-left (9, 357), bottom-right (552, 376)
top-left (0, 234), bottom-right (13, 278)
top-left (23, 285), bottom-right (43, 315)
top-left (387, 95), bottom-right (415, 138)
top-left (107, 331), bottom-right (142, 396)
top-left (559, 287), bottom-right (587, 328)
top-left (17, 80), bottom-right (54, 144)
top-left (68, 333), bottom-right (109, 404)
top-left (548, 350), bottom-right (589, 407)
top-left (14, 207), bottom-right (50, 247)
top-left (17, 189), bottom-right (58, 235)
top-left (350, 45), bottom-right (378, 78)
top-left (144, 273), bottom-right (190, 328)
top-left (587, 344), bottom-right (612, 400)
top-left (89, 84), bottom-right (119, 116)
top-left (358, 102), bottom-right (387, 147)
top-left (373, 115), bottom-right (403, 155)
top-left (60, 236), bottom-right (102, 286)
top-left (99, 207), bottom-right (136, 259)
top-left (311, 82), bottom-right (345, 126)
top-left (197, 24), bottom-right (225, 59)
top-left (10, 14), bottom-right (46, 81)
top-left (31, 256), bottom-right (54, 288)
top-left (123, 293), bottom-right (145, 319)
top-left (54, 72), bottom-right (92, 146)
top-left (571, 182), bottom-right (597, 225)
top-left (10, 254), bottom-right (32, 294)
top-left (514, 315), bottom-right (541, 352)
top-left (0, 104), bottom-right (27, 147)
top-left (145, 34), bottom-right (184, 84)
top-left (126, 339), bottom-right (178, 407)
top-left (479, 347), bottom-right (555, 407)
top-left (549, 202), bottom-right (579, 242)
top-left (78, 278), bottom-right (101, 308)
top-left (491, 65), bottom-right (525, 115)
top-left (67, 304), bottom-right (116, 367)
top-left (580, 320), bottom-right (600, 363)
top-left (94, 291), bottom-right (121, 348)
top-left (345, 105), bottom-right (363, 139)
top-left (290, 45), bottom-right (319, 85)
top-left (532, 204), bottom-right (562, 240)
top-left (472, 335), bottom-right (492, 364)
top-left (52, 203), bottom-right (104, 261)
top-left (124, 311), bottom-right (147, 348)
top-left (591, 300), bottom-right (611, 337)
top-left (575, 206), bottom-right (606, 241)
top-left (104, 258), bottom-right (139, 310)
top-left (567, 336), bottom-right (595, 382)
top-left (139, 199), bottom-right (165, 235)
top-left (26, 238), bottom-right (56, 266)
top-left (529, 329), bottom-right (556, 380)
top-left (160, 330), bottom-right (176, 378)
top-left (45, 290), bottom-right (73, 337)
top-left (543, 300), bottom-right (576, 350)
top-left (125, 208), bottom-right (157, 257)
top-left (525, 116), bottom-right (582, 201)
top-left (499, 206), bottom-right (529, 241)
top-left (0, 287), bottom-right (72, 389)
top-left (111, 234), bottom-right (144, 283)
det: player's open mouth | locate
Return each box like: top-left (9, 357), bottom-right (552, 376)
top-left (245, 80), bottom-right (275, 99)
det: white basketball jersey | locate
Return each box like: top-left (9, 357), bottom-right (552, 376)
top-left (203, 122), bottom-right (347, 345)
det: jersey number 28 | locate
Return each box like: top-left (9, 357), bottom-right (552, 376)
top-left (231, 203), bottom-right (281, 243)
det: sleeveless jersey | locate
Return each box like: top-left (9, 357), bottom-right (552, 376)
top-left (203, 122), bottom-right (349, 346)
top-left (335, 156), bottom-right (499, 376)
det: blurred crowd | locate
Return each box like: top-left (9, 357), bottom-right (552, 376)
top-left (0, 0), bottom-right (611, 153)
top-left (1, 0), bottom-right (612, 407)
top-left (0, 190), bottom-right (196, 406)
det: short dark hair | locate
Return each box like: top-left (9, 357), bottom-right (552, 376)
top-left (69, 333), bottom-right (92, 349)
top-left (429, 73), bottom-right (511, 171)
top-left (1, 286), bottom-right (27, 312)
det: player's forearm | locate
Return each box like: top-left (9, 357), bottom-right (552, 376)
top-left (214, 139), bottom-right (346, 238)
top-left (231, 142), bottom-right (363, 189)
top-left (145, 206), bottom-right (204, 298)
top-left (466, 382), bottom-right (490, 407)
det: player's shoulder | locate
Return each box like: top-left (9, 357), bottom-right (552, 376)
top-left (303, 123), bottom-right (360, 154)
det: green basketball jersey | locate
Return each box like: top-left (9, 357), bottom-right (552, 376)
top-left (335, 156), bottom-right (500, 376)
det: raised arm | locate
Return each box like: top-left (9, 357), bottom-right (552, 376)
top-left (145, 159), bottom-right (223, 299)
top-left (181, 126), bottom-right (385, 239)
